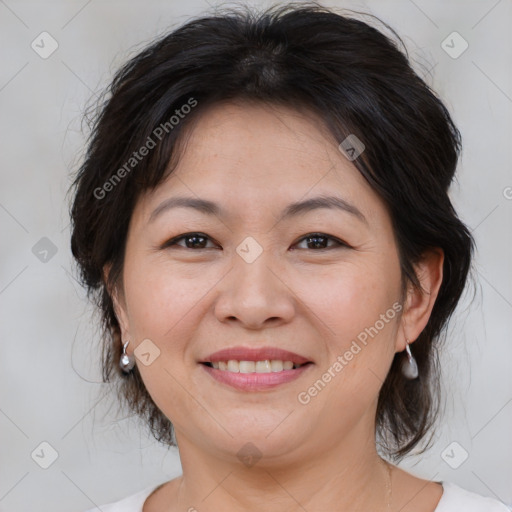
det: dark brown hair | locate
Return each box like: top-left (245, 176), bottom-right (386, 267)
top-left (69, 2), bottom-right (474, 459)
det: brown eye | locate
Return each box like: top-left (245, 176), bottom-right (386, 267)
top-left (294, 233), bottom-right (348, 250)
top-left (164, 233), bottom-right (218, 250)
top-left (161, 232), bottom-right (349, 251)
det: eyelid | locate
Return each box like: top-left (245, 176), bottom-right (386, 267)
top-left (292, 232), bottom-right (350, 250)
top-left (160, 232), bottom-right (219, 250)
top-left (160, 232), bottom-right (351, 250)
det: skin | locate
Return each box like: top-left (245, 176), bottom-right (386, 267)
top-left (108, 100), bottom-right (445, 512)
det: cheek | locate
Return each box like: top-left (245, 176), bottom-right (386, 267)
top-left (297, 256), bottom-right (401, 341)
top-left (122, 260), bottom-right (213, 425)
top-left (295, 255), bottom-right (401, 398)
top-left (123, 255), bottom-right (211, 340)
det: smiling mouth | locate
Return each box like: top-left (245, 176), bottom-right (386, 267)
top-left (200, 359), bottom-right (314, 392)
top-left (201, 360), bottom-right (312, 373)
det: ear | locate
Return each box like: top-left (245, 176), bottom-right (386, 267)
top-left (103, 263), bottom-right (131, 342)
top-left (396, 248), bottom-right (444, 352)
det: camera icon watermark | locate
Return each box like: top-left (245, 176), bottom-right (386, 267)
top-left (31, 32), bottom-right (59, 59)
top-left (503, 186), bottom-right (512, 200)
top-left (236, 442), bottom-right (262, 468)
top-left (338, 134), bottom-right (365, 161)
top-left (236, 236), bottom-right (263, 264)
top-left (441, 31), bottom-right (469, 59)
top-left (441, 441), bottom-right (469, 469)
top-left (32, 237), bottom-right (58, 263)
top-left (31, 441), bottom-right (59, 469)
top-left (134, 338), bottom-right (161, 366)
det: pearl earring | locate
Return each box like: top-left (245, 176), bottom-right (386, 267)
top-left (401, 339), bottom-right (418, 379)
top-left (119, 340), bottom-right (135, 373)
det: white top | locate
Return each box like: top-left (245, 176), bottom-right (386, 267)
top-left (84, 481), bottom-right (510, 511)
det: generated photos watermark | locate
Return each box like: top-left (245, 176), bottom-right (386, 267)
top-left (297, 301), bottom-right (403, 404)
top-left (93, 97), bottom-right (198, 200)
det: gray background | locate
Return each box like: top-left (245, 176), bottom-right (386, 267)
top-left (0, 0), bottom-right (511, 510)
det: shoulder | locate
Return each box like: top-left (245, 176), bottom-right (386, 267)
top-left (436, 481), bottom-right (510, 512)
top-left (82, 484), bottom-right (162, 512)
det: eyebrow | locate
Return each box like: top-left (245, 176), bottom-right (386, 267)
top-left (149, 194), bottom-right (368, 225)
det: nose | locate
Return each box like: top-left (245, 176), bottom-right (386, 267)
top-left (213, 249), bottom-right (296, 330)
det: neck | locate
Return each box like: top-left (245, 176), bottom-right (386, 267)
top-left (171, 427), bottom-right (391, 512)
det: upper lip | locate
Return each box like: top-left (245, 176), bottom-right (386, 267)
top-left (201, 347), bottom-right (312, 365)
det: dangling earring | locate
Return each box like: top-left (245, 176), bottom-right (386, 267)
top-left (119, 340), bottom-right (135, 373)
top-left (401, 339), bottom-right (418, 379)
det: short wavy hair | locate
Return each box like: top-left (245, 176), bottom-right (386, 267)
top-left (69, 2), bottom-right (474, 459)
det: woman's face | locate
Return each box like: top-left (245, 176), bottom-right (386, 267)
top-left (113, 101), bottom-right (413, 464)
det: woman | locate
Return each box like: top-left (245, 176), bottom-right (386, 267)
top-left (70, 3), bottom-right (508, 511)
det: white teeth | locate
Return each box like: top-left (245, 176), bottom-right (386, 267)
top-left (270, 360), bottom-right (284, 372)
top-left (209, 360), bottom-right (301, 373)
top-left (228, 360), bottom-right (240, 372)
top-left (239, 361), bottom-right (255, 373)
top-left (256, 360), bottom-right (271, 373)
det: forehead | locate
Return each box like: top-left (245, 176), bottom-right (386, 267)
top-left (174, 100), bottom-right (341, 182)
top-left (135, 100), bottom-right (386, 225)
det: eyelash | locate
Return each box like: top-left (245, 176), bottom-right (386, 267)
top-left (161, 232), bottom-right (351, 251)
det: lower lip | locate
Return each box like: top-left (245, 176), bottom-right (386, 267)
top-left (201, 363), bottom-right (313, 391)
